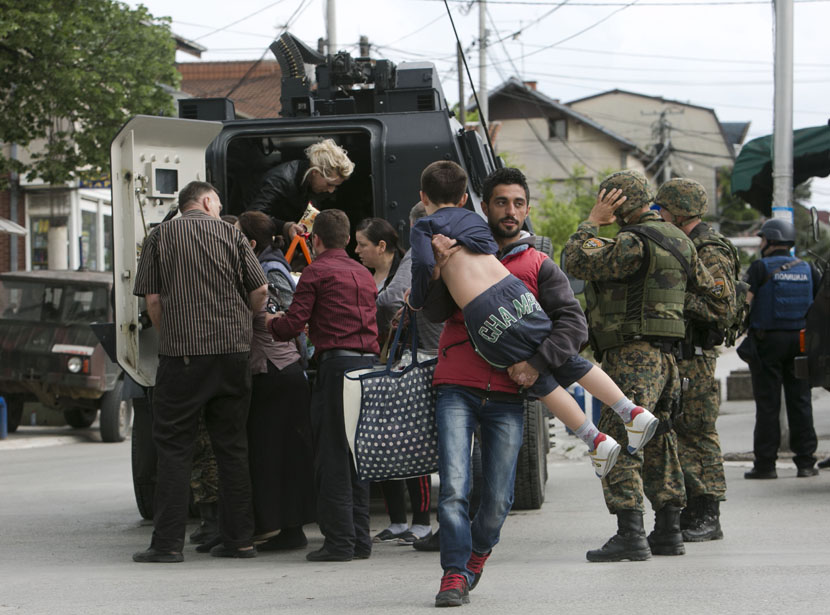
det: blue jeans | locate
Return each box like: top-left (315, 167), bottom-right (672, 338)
top-left (436, 386), bottom-right (525, 585)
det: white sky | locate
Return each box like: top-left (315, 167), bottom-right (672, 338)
top-left (132, 0), bottom-right (830, 210)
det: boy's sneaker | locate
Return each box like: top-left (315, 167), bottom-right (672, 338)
top-left (466, 550), bottom-right (491, 590)
top-left (373, 528), bottom-right (406, 543)
top-left (435, 570), bottom-right (470, 607)
top-left (590, 434), bottom-right (621, 479)
top-left (624, 407), bottom-right (659, 454)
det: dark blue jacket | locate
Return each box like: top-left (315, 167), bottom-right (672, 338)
top-left (408, 207), bottom-right (498, 310)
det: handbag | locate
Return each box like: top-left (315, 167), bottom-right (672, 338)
top-left (343, 308), bottom-right (439, 481)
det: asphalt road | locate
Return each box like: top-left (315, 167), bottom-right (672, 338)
top-left (2, 348), bottom-right (829, 614)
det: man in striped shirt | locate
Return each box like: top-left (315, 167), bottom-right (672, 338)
top-left (132, 181), bottom-right (268, 563)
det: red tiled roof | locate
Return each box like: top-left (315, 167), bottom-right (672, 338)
top-left (177, 60), bottom-right (283, 119)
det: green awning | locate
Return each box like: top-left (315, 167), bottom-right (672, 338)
top-left (731, 124), bottom-right (830, 216)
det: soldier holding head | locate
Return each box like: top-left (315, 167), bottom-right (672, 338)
top-left (563, 170), bottom-right (728, 563)
top-left (654, 178), bottom-right (737, 542)
top-left (743, 218), bottom-right (821, 479)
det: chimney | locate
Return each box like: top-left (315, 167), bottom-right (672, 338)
top-left (523, 81), bottom-right (537, 91)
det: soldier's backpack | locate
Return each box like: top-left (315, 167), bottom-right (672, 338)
top-left (697, 235), bottom-right (749, 347)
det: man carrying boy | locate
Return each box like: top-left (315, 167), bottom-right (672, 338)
top-left (266, 209), bottom-right (379, 562)
top-left (414, 165), bottom-right (630, 607)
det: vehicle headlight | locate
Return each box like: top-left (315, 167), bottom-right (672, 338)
top-left (67, 356), bottom-right (83, 373)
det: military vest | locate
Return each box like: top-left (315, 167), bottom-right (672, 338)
top-left (585, 219), bottom-right (691, 353)
top-left (750, 255), bottom-right (813, 331)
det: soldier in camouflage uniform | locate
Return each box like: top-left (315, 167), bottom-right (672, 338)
top-left (654, 179), bottom-right (738, 543)
top-left (189, 414), bottom-right (220, 547)
top-left (563, 170), bottom-right (727, 562)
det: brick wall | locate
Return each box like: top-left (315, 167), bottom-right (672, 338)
top-left (0, 187), bottom-right (27, 273)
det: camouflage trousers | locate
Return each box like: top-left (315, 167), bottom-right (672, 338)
top-left (598, 342), bottom-right (686, 514)
top-left (191, 413), bottom-right (219, 505)
top-left (674, 353), bottom-right (726, 501)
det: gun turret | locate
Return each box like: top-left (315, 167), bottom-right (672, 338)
top-left (271, 32), bottom-right (443, 117)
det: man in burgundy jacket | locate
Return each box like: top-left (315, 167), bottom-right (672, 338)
top-left (424, 168), bottom-right (587, 607)
top-left (267, 208), bottom-right (380, 562)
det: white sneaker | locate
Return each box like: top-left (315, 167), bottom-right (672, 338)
top-left (624, 407), bottom-right (659, 454)
top-left (590, 435), bottom-right (621, 479)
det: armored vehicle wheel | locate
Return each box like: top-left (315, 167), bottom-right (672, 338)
top-left (131, 396), bottom-right (156, 520)
top-left (64, 407), bottom-right (98, 429)
top-left (5, 395), bottom-right (24, 433)
top-left (99, 377), bottom-right (133, 443)
top-left (512, 400), bottom-right (549, 510)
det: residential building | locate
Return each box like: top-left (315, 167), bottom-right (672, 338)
top-left (568, 89), bottom-right (737, 212)
top-left (484, 78), bottom-right (653, 197)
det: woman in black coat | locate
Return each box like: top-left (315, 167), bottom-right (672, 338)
top-left (247, 138), bottom-right (354, 242)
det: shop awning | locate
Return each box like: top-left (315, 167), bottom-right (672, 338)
top-left (0, 216), bottom-right (26, 236)
top-left (731, 124), bottom-right (830, 216)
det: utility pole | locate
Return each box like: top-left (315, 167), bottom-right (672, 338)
top-left (772, 0), bottom-right (794, 224)
top-left (478, 0), bottom-right (488, 139)
top-left (457, 43), bottom-right (466, 126)
top-left (643, 107), bottom-right (683, 186)
top-left (660, 110), bottom-right (672, 185)
top-left (326, 0), bottom-right (337, 55)
top-left (359, 35), bottom-right (370, 57)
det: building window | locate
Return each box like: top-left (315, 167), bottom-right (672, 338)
top-left (548, 118), bottom-right (567, 140)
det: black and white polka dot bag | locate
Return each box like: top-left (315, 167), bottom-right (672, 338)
top-left (344, 310), bottom-right (438, 481)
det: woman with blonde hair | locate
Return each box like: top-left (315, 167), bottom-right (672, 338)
top-left (247, 138), bottom-right (354, 241)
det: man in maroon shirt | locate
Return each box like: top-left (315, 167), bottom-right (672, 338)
top-left (267, 208), bottom-right (380, 561)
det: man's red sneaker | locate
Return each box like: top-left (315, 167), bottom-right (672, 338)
top-left (466, 550), bottom-right (491, 590)
top-left (435, 570), bottom-right (470, 607)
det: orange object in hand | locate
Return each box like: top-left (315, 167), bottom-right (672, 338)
top-left (285, 232), bottom-right (312, 265)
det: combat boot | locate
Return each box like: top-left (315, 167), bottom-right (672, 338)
top-left (647, 506), bottom-right (685, 555)
top-left (190, 502), bottom-right (219, 545)
top-left (680, 495), bottom-right (703, 531)
top-left (682, 497), bottom-right (723, 542)
top-left (586, 510), bottom-right (651, 562)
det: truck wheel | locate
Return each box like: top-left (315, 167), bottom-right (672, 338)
top-left (131, 396), bottom-right (156, 520)
top-left (5, 395), bottom-right (24, 433)
top-left (64, 407), bottom-right (98, 429)
top-left (512, 400), bottom-right (549, 510)
top-left (100, 378), bottom-right (133, 443)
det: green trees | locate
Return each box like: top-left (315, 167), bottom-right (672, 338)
top-left (530, 166), bottom-right (613, 262)
top-left (0, 1), bottom-right (179, 187)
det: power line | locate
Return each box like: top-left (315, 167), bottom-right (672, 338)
top-left (378, 13), bottom-right (448, 47)
top-left (503, 44), bottom-right (827, 67)
top-left (519, 0), bottom-right (642, 58)
top-left (192, 0), bottom-right (289, 42)
top-left (422, 0), bottom-right (829, 5)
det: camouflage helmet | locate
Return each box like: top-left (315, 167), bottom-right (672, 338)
top-left (598, 170), bottom-right (653, 221)
top-left (655, 178), bottom-right (708, 218)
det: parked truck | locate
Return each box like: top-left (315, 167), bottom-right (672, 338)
top-left (0, 269), bottom-right (132, 442)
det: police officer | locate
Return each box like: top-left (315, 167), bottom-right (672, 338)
top-left (744, 218), bottom-right (821, 479)
top-left (563, 170), bottom-right (727, 562)
top-left (654, 179), bottom-right (737, 542)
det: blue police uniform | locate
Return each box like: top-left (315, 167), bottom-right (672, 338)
top-left (746, 249), bottom-right (820, 474)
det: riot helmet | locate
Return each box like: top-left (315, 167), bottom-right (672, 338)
top-left (757, 218), bottom-right (796, 244)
